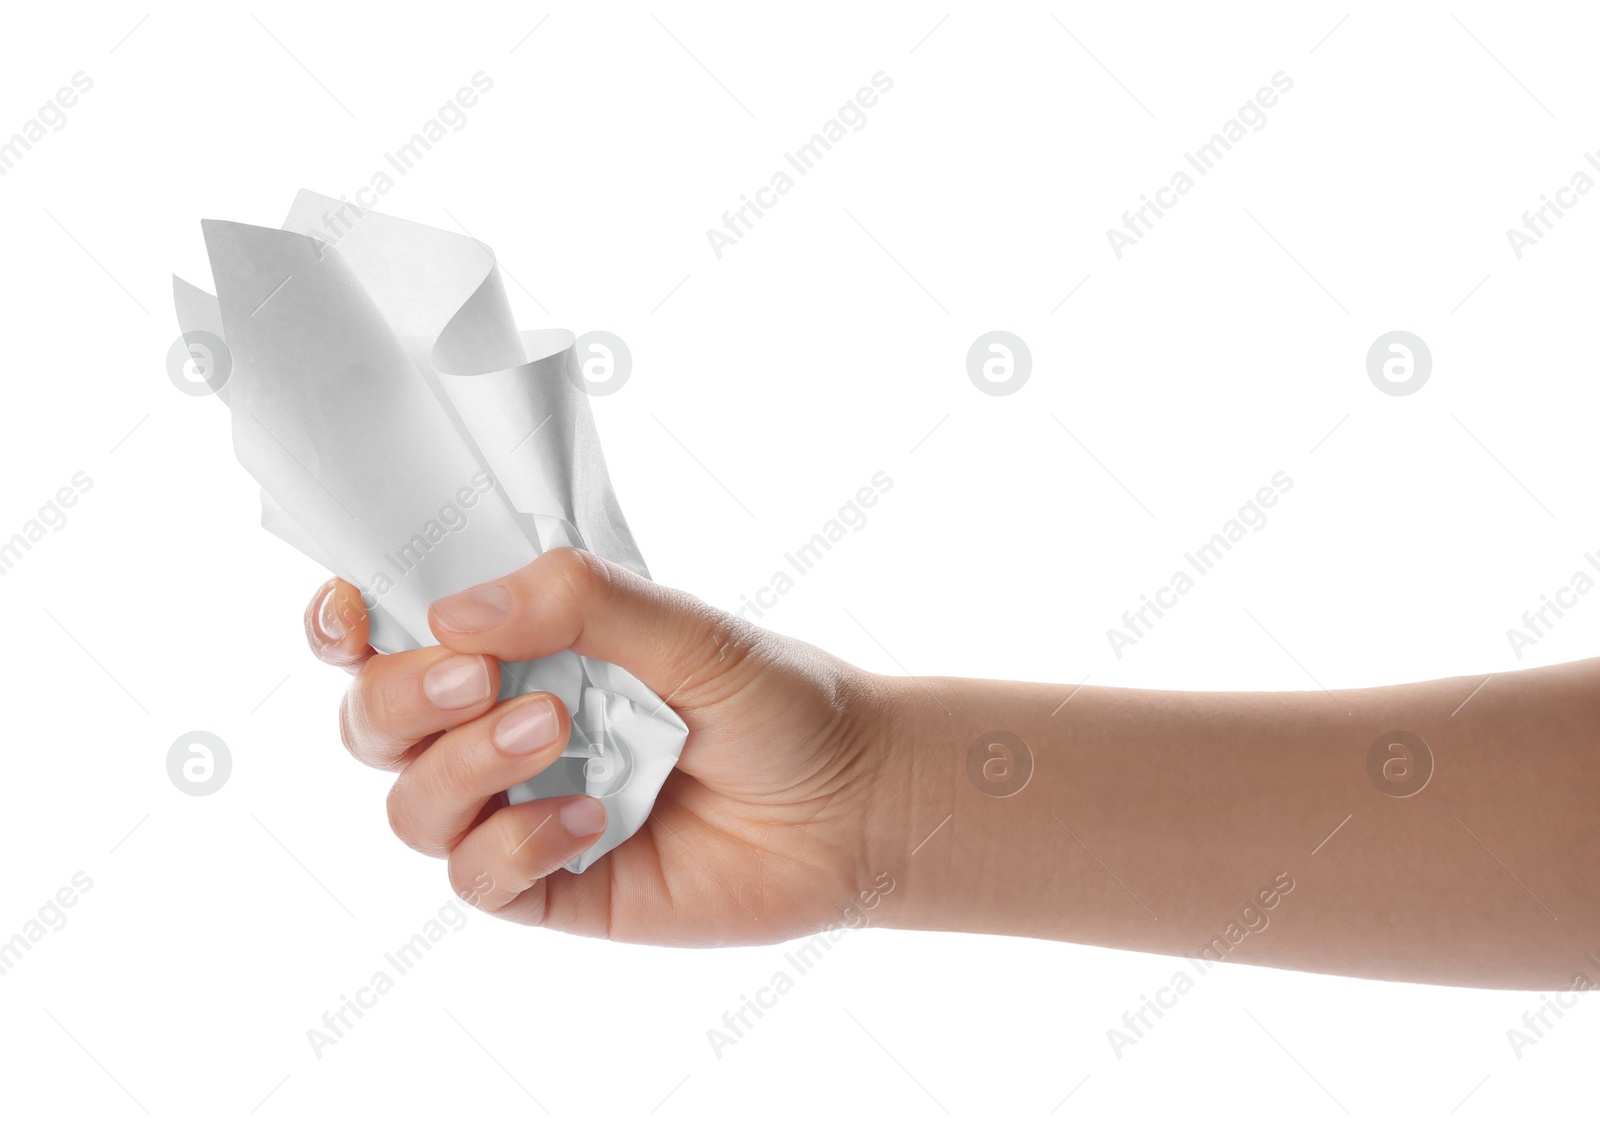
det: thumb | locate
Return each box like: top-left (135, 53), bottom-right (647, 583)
top-left (426, 548), bottom-right (751, 707)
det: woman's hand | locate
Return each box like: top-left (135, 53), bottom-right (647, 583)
top-left (306, 546), bottom-right (1600, 986)
top-left (304, 548), bottom-right (905, 946)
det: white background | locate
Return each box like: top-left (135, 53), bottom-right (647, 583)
top-left (2, 1), bottom-right (1597, 1123)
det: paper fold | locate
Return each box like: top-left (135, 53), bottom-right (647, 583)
top-left (174, 192), bottom-right (686, 873)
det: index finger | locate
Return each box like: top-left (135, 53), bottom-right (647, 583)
top-left (305, 577), bottom-right (375, 670)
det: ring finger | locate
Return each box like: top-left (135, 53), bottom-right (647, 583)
top-left (386, 691), bottom-right (573, 857)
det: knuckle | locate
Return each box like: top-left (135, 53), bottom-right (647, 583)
top-left (545, 547), bottom-right (609, 609)
top-left (494, 806), bottom-right (534, 861)
top-left (433, 728), bottom-right (487, 800)
top-left (337, 690), bottom-right (361, 758)
top-left (345, 656), bottom-right (427, 763)
top-left (364, 661), bottom-right (413, 730)
top-left (677, 599), bottom-right (763, 693)
top-left (340, 671), bottom-right (399, 766)
top-left (384, 781), bottom-right (414, 847)
top-left (386, 776), bottom-right (445, 858)
top-left (697, 600), bottom-right (747, 654)
top-left (485, 809), bottom-right (554, 925)
top-left (445, 852), bottom-right (479, 906)
top-left (520, 882), bottom-right (549, 927)
top-left (448, 857), bottom-right (506, 916)
top-left (495, 808), bottom-right (559, 892)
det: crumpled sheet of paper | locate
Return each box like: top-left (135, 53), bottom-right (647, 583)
top-left (172, 190), bottom-right (688, 874)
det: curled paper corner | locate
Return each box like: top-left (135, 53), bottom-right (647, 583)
top-left (173, 192), bottom-right (688, 874)
top-left (171, 274), bottom-right (348, 580)
top-left (171, 275), bottom-right (231, 406)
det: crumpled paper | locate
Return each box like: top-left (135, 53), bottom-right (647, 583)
top-left (172, 190), bottom-right (687, 873)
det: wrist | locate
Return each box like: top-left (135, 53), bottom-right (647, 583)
top-left (852, 672), bottom-right (962, 932)
top-left (856, 672), bottom-right (1073, 938)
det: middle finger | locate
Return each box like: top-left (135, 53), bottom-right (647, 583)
top-left (386, 691), bottom-right (571, 857)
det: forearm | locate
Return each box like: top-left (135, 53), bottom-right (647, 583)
top-left (866, 658), bottom-right (1600, 989)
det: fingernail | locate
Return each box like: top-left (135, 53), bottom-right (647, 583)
top-left (432, 585), bottom-right (513, 632)
top-left (317, 587), bottom-right (348, 642)
top-left (492, 698), bottom-right (559, 755)
top-left (423, 655), bottom-right (491, 710)
top-left (558, 795), bottom-right (607, 838)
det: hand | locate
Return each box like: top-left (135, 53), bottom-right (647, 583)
top-left (305, 548), bottom-right (905, 945)
top-left (307, 546), bottom-right (1600, 987)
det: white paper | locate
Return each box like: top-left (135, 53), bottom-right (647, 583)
top-left (173, 191), bottom-right (688, 873)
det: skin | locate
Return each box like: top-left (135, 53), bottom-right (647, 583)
top-left (307, 548), bottom-right (1600, 988)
